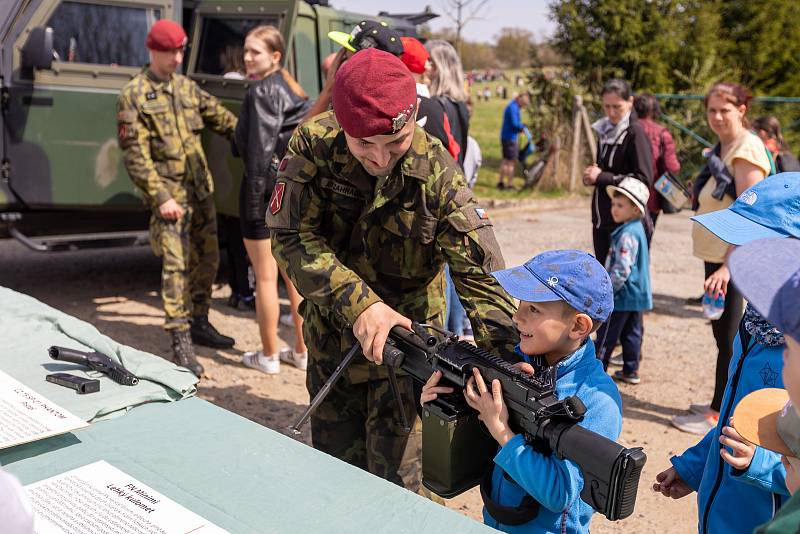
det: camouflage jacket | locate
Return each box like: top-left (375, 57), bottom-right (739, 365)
top-left (117, 68), bottom-right (237, 207)
top-left (268, 111), bottom-right (519, 362)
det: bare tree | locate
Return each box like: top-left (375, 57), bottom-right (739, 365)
top-left (440, 0), bottom-right (490, 56)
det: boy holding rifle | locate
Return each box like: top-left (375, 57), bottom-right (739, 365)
top-left (423, 249), bottom-right (623, 533)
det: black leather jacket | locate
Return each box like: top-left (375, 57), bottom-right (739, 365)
top-left (235, 71), bottom-right (311, 221)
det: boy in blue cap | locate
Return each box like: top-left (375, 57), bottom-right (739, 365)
top-left (726, 237), bottom-right (800, 533)
top-left (422, 249), bottom-right (622, 534)
top-left (653, 174), bottom-right (800, 533)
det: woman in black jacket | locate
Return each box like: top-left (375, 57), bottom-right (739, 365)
top-left (234, 25), bottom-right (310, 375)
top-left (582, 79), bottom-right (653, 264)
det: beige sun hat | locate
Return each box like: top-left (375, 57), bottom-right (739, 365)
top-left (732, 388), bottom-right (800, 458)
top-left (606, 176), bottom-right (650, 214)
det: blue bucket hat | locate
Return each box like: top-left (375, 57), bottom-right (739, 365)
top-left (728, 237), bottom-right (800, 343)
top-left (491, 249), bottom-right (613, 322)
top-left (691, 172), bottom-right (800, 245)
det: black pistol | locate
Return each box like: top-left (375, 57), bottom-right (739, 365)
top-left (48, 346), bottom-right (139, 386)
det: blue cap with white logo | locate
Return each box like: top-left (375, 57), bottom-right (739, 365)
top-left (729, 237), bottom-right (800, 343)
top-left (491, 249), bottom-right (613, 322)
top-left (691, 172), bottom-right (800, 245)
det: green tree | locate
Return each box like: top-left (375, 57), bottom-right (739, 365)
top-left (494, 27), bottom-right (534, 69)
top-left (549, 0), bottom-right (727, 94)
top-left (719, 0), bottom-right (800, 96)
top-left (461, 41), bottom-right (498, 70)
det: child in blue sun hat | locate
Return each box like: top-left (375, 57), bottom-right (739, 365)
top-left (654, 174), bottom-right (800, 534)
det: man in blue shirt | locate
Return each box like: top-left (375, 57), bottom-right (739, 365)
top-left (499, 92), bottom-right (530, 190)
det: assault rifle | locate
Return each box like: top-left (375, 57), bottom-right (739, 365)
top-left (49, 346), bottom-right (139, 386)
top-left (292, 323), bottom-right (646, 521)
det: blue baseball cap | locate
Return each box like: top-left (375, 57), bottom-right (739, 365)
top-left (691, 173), bottom-right (800, 245)
top-left (729, 237), bottom-right (800, 343)
top-left (491, 249), bottom-right (613, 322)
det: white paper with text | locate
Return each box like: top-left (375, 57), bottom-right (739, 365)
top-left (26, 460), bottom-right (230, 534)
top-left (0, 370), bottom-right (89, 449)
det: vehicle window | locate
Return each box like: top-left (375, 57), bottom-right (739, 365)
top-left (195, 16), bottom-right (280, 77)
top-left (47, 1), bottom-right (160, 67)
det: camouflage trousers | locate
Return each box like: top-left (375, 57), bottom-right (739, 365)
top-left (307, 339), bottom-right (422, 491)
top-left (149, 195), bottom-right (219, 332)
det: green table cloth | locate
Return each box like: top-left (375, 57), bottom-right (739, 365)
top-left (2, 398), bottom-right (494, 533)
top-left (0, 286), bottom-right (197, 421)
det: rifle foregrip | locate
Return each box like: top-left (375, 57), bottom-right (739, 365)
top-left (48, 346), bottom-right (90, 364)
top-left (383, 345), bottom-right (405, 368)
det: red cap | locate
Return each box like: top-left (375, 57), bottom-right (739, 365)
top-left (146, 20), bottom-right (187, 51)
top-left (332, 49), bottom-right (417, 138)
top-left (400, 37), bottom-right (429, 74)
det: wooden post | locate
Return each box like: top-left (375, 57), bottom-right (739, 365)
top-left (568, 95), bottom-right (583, 192)
top-left (580, 105), bottom-right (596, 162)
top-left (552, 135), bottom-right (562, 189)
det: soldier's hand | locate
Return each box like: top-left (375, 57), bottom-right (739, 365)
top-left (159, 199), bottom-right (184, 221)
top-left (353, 302), bottom-right (412, 365)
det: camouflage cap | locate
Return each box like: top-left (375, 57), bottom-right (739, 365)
top-left (332, 48), bottom-right (417, 138)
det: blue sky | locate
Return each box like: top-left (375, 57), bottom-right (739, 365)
top-left (329, 0), bottom-right (555, 44)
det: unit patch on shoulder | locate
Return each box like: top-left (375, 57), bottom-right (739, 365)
top-left (475, 207), bottom-right (489, 220)
top-left (269, 182), bottom-right (286, 215)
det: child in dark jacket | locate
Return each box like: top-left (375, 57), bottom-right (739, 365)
top-left (421, 250), bottom-right (622, 534)
top-left (596, 177), bottom-right (653, 384)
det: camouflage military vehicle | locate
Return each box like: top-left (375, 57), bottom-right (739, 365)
top-left (0, 0), bottom-right (435, 250)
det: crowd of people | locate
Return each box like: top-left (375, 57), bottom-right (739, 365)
top-left (4, 15), bottom-right (799, 534)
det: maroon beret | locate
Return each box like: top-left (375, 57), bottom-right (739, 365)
top-left (146, 20), bottom-right (187, 51)
top-left (332, 49), bottom-right (417, 138)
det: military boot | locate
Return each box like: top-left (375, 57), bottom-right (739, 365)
top-left (171, 330), bottom-right (204, 377)
top-left (190, 315), bottom-right (235, 349)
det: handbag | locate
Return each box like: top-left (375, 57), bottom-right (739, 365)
top-left (655, 171), bottom-right (690, 212)
top-left (654, 129), bottom-right (686, 213)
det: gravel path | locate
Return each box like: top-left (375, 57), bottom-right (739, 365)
top-left (0, 197), bottom-right (714, 533)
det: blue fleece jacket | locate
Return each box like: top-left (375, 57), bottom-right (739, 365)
top-left (482, 339), bottom-right (623, 534)
top-left (501, 100), bottom-right (524, 141)
top-left (606, 219), bottom-right (652, 311)
top-left (671, 332), bottom-right (788, 534)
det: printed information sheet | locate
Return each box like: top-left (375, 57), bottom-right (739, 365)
top-left (0, 370), bottom-right (89, 449)
top-left (26, 461), bottom-right (230, 534)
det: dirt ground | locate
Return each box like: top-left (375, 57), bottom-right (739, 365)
top-left (0, 197), bottom-right (715, 533)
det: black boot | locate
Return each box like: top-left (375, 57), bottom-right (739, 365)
top-left (171, 330), bottom-right (204, 377)
top-left (190, 315), bottom-right (235, 348)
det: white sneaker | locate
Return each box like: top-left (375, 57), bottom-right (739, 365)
top-left (279, 314), bottom-right (294, 328)
top-left (608, 354), bottom-right (624, 367)
top-left (689, 402), bottom-right (711, 415)
top-left (671, 412), bottom-right (718, 435)
top-left (279, 347), bottom-right (308, 371)
top-left (242, 351), bottom-right (280, 374)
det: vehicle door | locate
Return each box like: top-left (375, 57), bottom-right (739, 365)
top-left (6, 0), bottom-right (169, 210)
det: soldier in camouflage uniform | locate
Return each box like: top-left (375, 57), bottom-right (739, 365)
top-left (267, 49), bottom-right (518, 489)
top-left (117, 20), bottom-right (238, 376)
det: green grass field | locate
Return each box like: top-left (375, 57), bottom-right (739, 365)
top-left (467, 73), bottom-right (569, 200)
